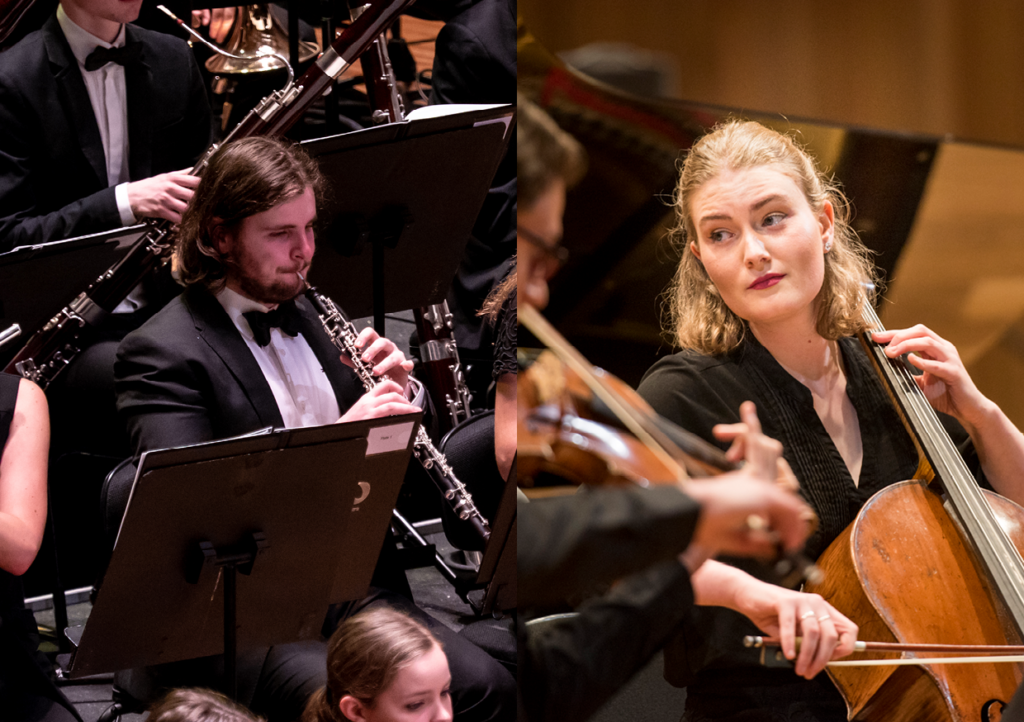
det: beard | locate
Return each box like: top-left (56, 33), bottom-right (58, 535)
top-left (236, 273), bottom-right (303, 305)
top-left (229, 247), bottom-right (307, 305)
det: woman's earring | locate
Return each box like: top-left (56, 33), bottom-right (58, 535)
top-left (824, 240), bottom-right (833, 252)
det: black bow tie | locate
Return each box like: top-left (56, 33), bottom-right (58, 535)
top-left (243, 300), bottom-right (303, 347)
top-left (84, 41), bottom-right (143, 72)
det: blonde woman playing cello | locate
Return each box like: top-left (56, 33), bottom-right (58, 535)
top-left (637, 119), bottom-right (1024, 721)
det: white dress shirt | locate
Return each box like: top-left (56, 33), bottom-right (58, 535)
top-left (56, 5), bottom-right (135, 226)
top-left (215, 287), bottom-right (423, 429)
top-left (57, 4), bottom-right (146, 314)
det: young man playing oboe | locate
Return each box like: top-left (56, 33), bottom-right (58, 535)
top-left (114, 136), bottom-right (515, 722)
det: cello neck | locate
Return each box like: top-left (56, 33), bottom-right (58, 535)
top-left (859, 303), bottom-right (1024, 638)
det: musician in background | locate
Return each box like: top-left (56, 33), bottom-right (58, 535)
top-left (478, 264), bottom-right (516, 482)
top-left (0, 0), bottom-right (214, 458)
top-left (0, 0), bottom-right (212, 250)
top-left (302, 607), bottom-right (452, 722)
top-left (499, 91), bottom-right (586, 478)
top-left (145, 688), bottom-right (261, 722)
top-left (636, 119), bottom-right (1024, 720)
top-left (114, 136), bottom-right (514, 722)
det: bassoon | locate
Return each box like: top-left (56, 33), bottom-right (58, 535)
top-left (4, 0), bottom-right (416, 388)
top-left (354, 7), bottom-right (474, 434)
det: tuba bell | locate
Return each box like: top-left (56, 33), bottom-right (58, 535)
top-left (205, 5), bottom-right (320, 75)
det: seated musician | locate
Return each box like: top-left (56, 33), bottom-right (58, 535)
top-left (0, 0), bottom-right (212, 250)
top-left (0, 0), bottom-right (214, 458)
top-left (515, 95), bottom-right (819, 722)
top-left (636, 119), bottom-right (1024, 721)
top-left (113, 137), bottom-right (514, 722)
top-left (0, 373), bottom-right (81, 721)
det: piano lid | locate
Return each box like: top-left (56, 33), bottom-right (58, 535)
top-left (520, 23), bottom-right (1024, 430)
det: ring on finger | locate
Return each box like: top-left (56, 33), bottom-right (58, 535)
top-left (817, 614), bottom-right (831, 622)
top-left (799, 611), bottom-right (815, 620)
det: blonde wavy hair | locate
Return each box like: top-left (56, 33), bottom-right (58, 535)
top-left (665, 119), bottom-right (877, 354)
top-left (301, 608), bottom-right (441, 722)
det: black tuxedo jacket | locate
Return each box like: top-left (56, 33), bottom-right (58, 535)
top-left (0, 14), bottom-right (213, 251)
top-left (114, 285), bottom-right (365, 456)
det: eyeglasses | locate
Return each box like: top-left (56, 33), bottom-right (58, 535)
top-left (517, 225), bottom-right (570, 267)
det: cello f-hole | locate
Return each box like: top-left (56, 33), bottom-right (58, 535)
top-left (981, 698), bottom-right (1006, 722)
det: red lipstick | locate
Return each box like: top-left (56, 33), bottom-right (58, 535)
top-left (748, 273), bottom-right (784, 290)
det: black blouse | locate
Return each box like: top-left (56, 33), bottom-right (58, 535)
top-left (491, 285), bottom-right (517, 382)
top-left (636, 334), bottom-right (983, 694)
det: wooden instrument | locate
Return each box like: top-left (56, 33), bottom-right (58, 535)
top-left (4, 0), bottom-right (415, 389)
top-left (519, 303), bottom-right (820, 588)
top-left (804, 304), bottom-right (1024, 721)
top-left (352, 7), bottom-right (474, 435)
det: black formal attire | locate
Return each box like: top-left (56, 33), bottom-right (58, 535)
top-left (428, 0), bottom-right (516, 405)
top-left (115, 285), bottom-right (515, 722)
top-left (491, 284), bottom-right (516, 384)
top-left (0, 14), bottom-right (212, 249)
top-left (518, 485), bottom-right (701, 722)
top-left (0, 374), bottom-right (82, 722)
top-left (0, 12), bottom-right (213, 463)
top-left (637, 335), bottom-right (985, 722)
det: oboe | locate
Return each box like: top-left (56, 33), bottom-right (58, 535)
top-left (299, 273), bottom-right (491, 542)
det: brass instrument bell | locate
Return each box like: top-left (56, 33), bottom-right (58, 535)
top-left (205, 5), bottom-right (320, 74)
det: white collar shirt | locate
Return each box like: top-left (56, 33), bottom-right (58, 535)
top-left (57, 5), bottom-right (132, 195)
top-left (216, 286), bottom-right (342, 429)
top-left (58, 4), bottom-right (143, 313)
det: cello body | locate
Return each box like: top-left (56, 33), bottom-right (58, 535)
top-left (808, 480), bottom-right (1024, 721)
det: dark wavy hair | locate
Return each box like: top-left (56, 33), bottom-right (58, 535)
top-left (176, 137), bottom-right (326, 288)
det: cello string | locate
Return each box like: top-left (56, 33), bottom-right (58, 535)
top-left (862, 304), bottom-right (1024, 618)
top-left (866, 306), bottom-right (1008, 545)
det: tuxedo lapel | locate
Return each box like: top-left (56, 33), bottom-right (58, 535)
top-left (183, 287), bottom-right (285, 429)
top-left (123, 25), bottom-right (152, 181)
top-left (43, 15), bottom-right (107, 187)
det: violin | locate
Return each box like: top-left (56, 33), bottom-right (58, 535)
top-left (518, 304), bottom-right (739, 488)
top-left (518, 303), bottom-right (820, 588)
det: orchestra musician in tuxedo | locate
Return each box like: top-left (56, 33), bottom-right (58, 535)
top-left (0, 0), bottom-right (212, 250)
top-left (0, 0), bottom-right (214, 459)
top-left (114, 136), bottom-right (515, 722)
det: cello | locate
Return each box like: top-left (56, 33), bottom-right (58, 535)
top-left (800, 302), bottom-right (1024, 721)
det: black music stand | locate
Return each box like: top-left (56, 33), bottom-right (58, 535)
top-left (66, 413), bottom-right (420, 699)
top-left (301, 104), bottom-right (515, 333)
top-left (476, 458), bottom-right (517, 614)
top-left (0, 226), bottom-right (144, 357)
